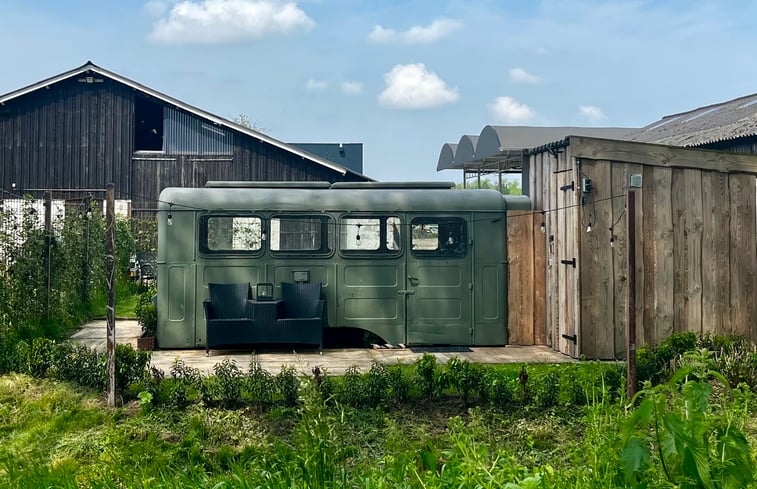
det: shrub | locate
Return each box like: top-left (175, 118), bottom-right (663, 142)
top-left (276, 365), bottom-right (300, 407)
top-left (135, 287), bottom-right (157, 337)
top-left (415, 353), bottom-right (442, 400)
top-left (246, 356), bottom-right (276, 407)
top-left (386, 363), bottom-right (411, 405)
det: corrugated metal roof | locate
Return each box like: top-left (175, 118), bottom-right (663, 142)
top-left (0, 61), bottom-right (371, 180)
top-left (626, 92), bottom-right (757, 147)
top-left (436, 125), bottom-right (636, 171)
top-left (436, 143), bottom-right (458, 171)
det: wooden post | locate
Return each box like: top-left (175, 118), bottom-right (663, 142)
top-left (626, 188), bottom-right (637, 399)
top-left (44, 191), bottom-right (52, 320)
top-left (106, 183), bottom-right (116, 407)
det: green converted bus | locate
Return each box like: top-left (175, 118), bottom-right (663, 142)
top-left (156, 181), bottom-right (530, 349)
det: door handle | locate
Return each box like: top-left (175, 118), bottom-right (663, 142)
top-left (398, 290), bottom-right (416, 296)
top-left (407, 276), bottom-right (419, 284)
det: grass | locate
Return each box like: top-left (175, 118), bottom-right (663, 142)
top-left (90, 281), bottom-right (143, 319)
top-left (2, 368), bottom-right (755, 488)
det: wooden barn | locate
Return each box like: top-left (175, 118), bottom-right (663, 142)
top-left (522, 136), bottom-right (757, 359)
top-left (438, 124), bottom-right (757, 359)
top-left (0, 61), bottom-right (370, 211)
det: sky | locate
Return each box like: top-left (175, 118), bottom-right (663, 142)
top-left (2, 0), bottom-right (757, 182)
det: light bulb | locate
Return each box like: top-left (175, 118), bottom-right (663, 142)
top-left (586, 223), bottom-right (593, 233)
top-left (610, 236), bottom-right (615, 247)
top-left (261, 230), bottom-right (267, 241)
top-left (540, 222), bottom-right (546, 233)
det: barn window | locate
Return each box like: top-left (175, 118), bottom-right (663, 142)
top-left (339, 216), bottom-right (401, 254)
top-left (411, 217), bottom-right (467, 258)
top-left (270, 215), bottom-right (333, 254)
top-left (200, 215), bottom-right (263, 254)
top-left (134, 96), bottom-right (164, 151)
top-left (164, 107), bottom-right (233, 155)
top-left (134, 99), bottom-right (233, 154)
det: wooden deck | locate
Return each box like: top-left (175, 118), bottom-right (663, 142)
top-left (71, 319), bottom-right (574, 376)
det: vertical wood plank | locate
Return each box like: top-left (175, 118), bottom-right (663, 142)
top-left (673, 169), bottom-right (704, 334)
top-left (653, 167), bottom-right (674, 344)
top-left (701, 172), bottom-right (730, 335)
top-left (548, 154), bottom-right (560, 351)
top-left (507, 210), bottom-right (524, 345)
top-left (671, 168), bottom-right (686, 333)
top-left (729, 174), bottom-right (757, 340)
top-left (611, 164), bottom-right (645, 354)
top-left (533, 198), bottom-right (548, 345)
top-left (578, 159), bottom-right (614, 358)
top-left (570, 153), bottom-right (581, 358)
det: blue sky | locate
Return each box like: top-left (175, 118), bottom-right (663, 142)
top-left (2, 0), bottom-right (757, 182)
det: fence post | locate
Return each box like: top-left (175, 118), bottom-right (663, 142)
top-left (44, 191), bottom-right (52, 320)
top-left (106, 183), bottom-right (116, 407)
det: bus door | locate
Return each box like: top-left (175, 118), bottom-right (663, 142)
top-left (404, 215), bottom-right (473, 345)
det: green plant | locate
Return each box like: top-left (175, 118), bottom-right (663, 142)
top-left (137, 390), bottom-right (154, 414)
top-left (446, 357), bottom-right (486, 405)
top-left (276, 365), bottom-right (300, 407)
top-left (246, 355), bottom-right (276, 407)
top-left (415, 353), bottom-right (442, 400)
top-left (621, 349), bottom-right (754, 488)
top-left (386, 363), bottom-right (411, 405)
top-left (134, 286), bottom-right (157, 337)
top-left (207, 359), bottom-right (244, 408)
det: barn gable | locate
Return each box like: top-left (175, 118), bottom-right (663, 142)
top-left (0, 61), bottom-right (371, 211)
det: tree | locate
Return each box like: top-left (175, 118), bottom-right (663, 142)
top-left (455, 177), bottom-right (522, 195)
top-left (232, 113), bottom-right (268, 134)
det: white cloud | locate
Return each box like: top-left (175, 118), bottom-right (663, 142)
top-left (340, 81), bottom-right (363, 95)
top-left (508, 67), bottom-right (540, 84)
top-left (368, 18), bottom-right (461, 44)
top-left (305, 78), bottom-right (327, 92)
top-left (489, 96), bottom-right (535, 123)
top-left (578, 105), bottom-right (606, 122)
top-left (378, 63), bottom-right (459, 109)
top-left (144, 0), bottom-right (170, 17)
top-left (148, 0), bottom-right (314, 44)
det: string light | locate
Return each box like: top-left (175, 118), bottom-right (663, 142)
top-left (586, 222), bottom-right (593, 233)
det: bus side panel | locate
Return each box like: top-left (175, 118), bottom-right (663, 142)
top-left (156, 264), bottom-right (196, 348)
top-left (472, 213), bottom-right (508, 345)
top-left (337, 262), bottom-right (405, 346)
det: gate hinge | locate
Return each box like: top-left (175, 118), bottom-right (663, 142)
top-left (562, 333), bottom-right (577, 344)
top-left (560, 181), bottom-right (575, 192)
top-left (560, 258), bottom-right (576, 268)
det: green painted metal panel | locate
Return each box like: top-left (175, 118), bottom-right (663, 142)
top-left (155, 184), bottom-right (527, 348)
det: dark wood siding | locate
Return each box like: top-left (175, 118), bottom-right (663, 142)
top-left (1, 73), bottom-right (367, 211)
top-left (0, 77), bottom-right (134, 200)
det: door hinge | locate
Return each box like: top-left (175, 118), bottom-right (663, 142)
top-left (560, 258), bottom-right (576, 268)
top-left (560, 181), bottom-right (575, 192)
top-left (561, 333), bottom-right (577, 344)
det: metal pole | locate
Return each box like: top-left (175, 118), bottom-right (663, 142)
top-left (626, 188), bottom-right (637, 399)
top-left (106, 183), bottom-right (116, 407)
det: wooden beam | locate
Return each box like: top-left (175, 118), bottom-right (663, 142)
top-left (568, 136), bottom-right (757, 175)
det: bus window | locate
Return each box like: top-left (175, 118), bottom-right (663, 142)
top-left (339, 216), bottom-right (402, 254)
top-left (411, 217), bottom-right (467, 257)
top-left (270, 215), bottom-right (333, 253)
top-left (201, 215), bottom-right (263, 253)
